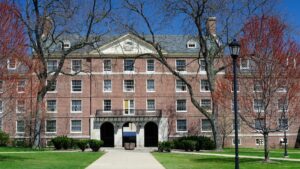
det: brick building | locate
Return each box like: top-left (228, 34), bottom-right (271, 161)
top-left (1, 31), bottom-right (300, 148)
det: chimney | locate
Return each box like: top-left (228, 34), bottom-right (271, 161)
top-left (206, 17), bottom-right (216, 36)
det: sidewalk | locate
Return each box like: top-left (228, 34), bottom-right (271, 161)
top-left (172, 150), bottom-right (300, 162)
top-left (85, 148), bottom-right (165, 169)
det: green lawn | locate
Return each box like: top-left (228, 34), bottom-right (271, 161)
top-left (0, 147), bottom-right (48, 152)
top-left (208, 148), bottom-right (300, 159)
top-left (0, 149), bottom-right (103, 169)
top-left (153, 152), bottom-right (300, 169)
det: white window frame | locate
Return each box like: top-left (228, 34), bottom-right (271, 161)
top-left (16, 100), bottom-right (25, 114)
top-left (199, 59), bottom-right (206, 73)
top-left (17, 80), bottom-right (26, 93)
top-left (232, 138), bottom-right (241, 145)
top-left (46, 100), bottom-right (57, 113)
top-left (103, 80), bottom-right (112, 92)
top-left (232, 119), bottom-right (241, 132)
top-left (123, 99), bottom-right (135, 115)
top-left (71, 80), bottom-right (82, 93)
top-left (62, 40), bottom-right (71, 49)
top-left (255, 138), bottom-right (264, 145)
top-left (147, 59), bottom-right (155, 72)
top-left (103, 59), bottom-right (112, 72)
top-left (253, 81), bottom-right (262, 92)
top-left (70, 120), bottom-right (82, 133)
top-left (200, 80), bottom-right (210, 92)
top-left (16, 120), bottom-right (25, 133)
top-left (240, 58), bottom-right (250, 70)
top-left (278, 99), bottom-right (288, 112)
top-left (123, 80), bottom-right (135, 92)
top-left (71, 59), bottom-right (82, 73)
top-left (146, 79), bottom-right (155, 92)
top-left (176, 119), bottom-right (187, 132)
top-left (278, 118), bottom-right (289, 131)
top-left (71, 100), bottom-right (82, 113)
top-left (146, 99), bottom-right (155, 112)
top-left (176, 99), bottom-right (187, 112)
top-left (47, 80), bottom-right (57, 93)
top-left (176, 60), bottom-right (186, 72)
top-left (201, 119), bottom-right (212, 132)
top-left (176, 80), bottom-right (187, 92)
top-left (253, 99), bottom-right (264, 112)
top-left (123, 59), bottom-right (135, 72)
top-left (187, 40), bottom-right (197, 49)
top-left (47, 60), bottom-right (58, 73)
top-left (200, 99), bottom-right (212, 111)
top-left (45, 120), bottom-right (57, 133)
top-left (7, 59), bottom-right (17, 70)
top-left (0, 80), bottom-right (3, 93)
top-left (103, 100), bottom-right (112, 112)
top-left (0, 100), bottom-right (3, 113)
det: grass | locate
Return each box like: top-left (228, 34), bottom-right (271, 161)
top-left (207, 148), bottom-right (300, 159)
top-left (0, 147), bottom-right (103, 169)
top-left (153, 152), bottom-right (300, 169)
top-left (0, 146), bottom-right (48, 152)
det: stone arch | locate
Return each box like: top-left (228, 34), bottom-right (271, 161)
top-left (101, 122), bottom-right (114, 147)
top-left (144, 121), bottom-right (158, 147)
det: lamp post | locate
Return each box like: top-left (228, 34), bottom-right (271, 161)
top-left (229, 39), bottom-right (241, 169)
top-left (281, 105), bottom-right (288, 158)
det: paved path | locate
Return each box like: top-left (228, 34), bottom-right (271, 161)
top-left (172, 150), bottom-right (300, 162)
top-left (86, 148), bottom-right (165, 169)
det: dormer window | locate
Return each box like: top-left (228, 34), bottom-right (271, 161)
top-left (187, 40), bottom-right (197, 49)
top-left (7, 59), bottom-right (17, 69)
top-left (62, 40), bottom-right (71, 49)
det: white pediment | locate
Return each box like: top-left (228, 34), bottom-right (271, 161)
top-left (90, 34), bottom-right (164, 55)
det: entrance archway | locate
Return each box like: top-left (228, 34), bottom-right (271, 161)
top-left (144, 122), bottom-right (158, 147)
top-left (101, 122), bottom-right (114, 147)
top-left (122, 122), bottom-right (137, 147)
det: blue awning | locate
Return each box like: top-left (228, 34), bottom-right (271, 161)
top-left (123, 132), bottom-right (136, 137)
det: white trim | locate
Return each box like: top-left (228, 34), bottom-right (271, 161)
top-left (146, 79), bottom-right (155, 92)
top-left (146, 59), bottom-right (155, 72)
top-left (103, 99), bottom-right (112, 113)
top-left (123, 59), bottom-right (135, 73)
top-left (16, 120), bottom-right (25, 134)
top-left (17, 80), bottom-right (26, 93)
top-left (45, 119), bottom-right (57, 134)
top-left (175, 59), bottom-right (187, 72)
top-left (46, 80), bottom-right (57, 93)
top-left (70, 99), bottom-right (82, 113)
top-left (16, 100), bottom-right (25, 114)
top-left (146, 99), bottom-right (156, 112)
top-left (123, 79), bottom-right (135, 92)
top-left (176, 99), bottom-right (187, 112)
top-left (123, 99), bottom-right (135, 115)
top-left (46, 100), bottom-right (57, 113)
top-left (0, 80), bottom-right (4, 93)
top-left (175, 79), bottom-right (187, 92)
top-left (240, 58), bottom-right (250, 70)
top-left (103, 79), bottom-right (112, 92)
top-left (47, 59), bottom-right (59, 73)
top-left (70, 119), bottom-right (82, 133)
top-left (103, 59), bottom-right (112, 73)
top-left (201, 119), bottom-right (212, 132)
top-left (71, 59), bottom-right (82, 73)
top-left (200, 79), bottom-right (210, 92)
top-left (0, 100), bottom-right (3, 113)
top-left (255, 138), bottom-right (264, 145)
top-left (7, 59), bottom-right (17, 70)
top-left (232, 138), bottom-right (241, 145)
top-left (71, 80), bottom-right (83, 93)
top-left (176, 119), bottom-right (188, 133)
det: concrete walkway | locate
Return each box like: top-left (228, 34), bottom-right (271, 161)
top-left (172, 150), bottom-right (300, 162)
top-left (85, 148), bottom-right (165, 169)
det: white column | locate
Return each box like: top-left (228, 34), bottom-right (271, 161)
top-left (136, 127), bottom-right (144, 147)
top-left (114, 127), bottom-right (123, 148)
top-left (90, 118), bottom-right (100, 140)
top-left (159, 118), bottom-right (169, 142)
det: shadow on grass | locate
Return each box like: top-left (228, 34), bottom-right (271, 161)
top-left (192, 156), bottom-right (273, 164)
top-left (0, 155), bottom-right (32, 162)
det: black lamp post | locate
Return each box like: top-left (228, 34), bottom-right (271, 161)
top-left (229, 39), bottom-right (241, 169)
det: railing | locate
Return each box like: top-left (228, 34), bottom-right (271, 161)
top-left (95, 109), bottom-right (162, 117)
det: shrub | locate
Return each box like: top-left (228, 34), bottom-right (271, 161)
top-left (51, 136), bottom-right (72, 150)
top-left (158, 141), bottom-right (173, 152)
top-left (51, 137), bottom-right (63, 150)
top-left (182, 140), bottom-right (196, 151)
top-left (77, 140), bottom-right (88, 152)
top-left (89, 139), bottom-right (103, 152)
top-left (13, 139), bottom-right (29, 147)
top-left (61, 136), bottom-right (71, 150)
top-left (0, 131), bottom-right (9, 146)
top-left (172, 136), bottom-right (215, 151)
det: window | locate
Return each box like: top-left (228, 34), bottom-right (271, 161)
top-left (199, 60), bottom-right (206, 72)
top-left (62, 40), bottom-right (71, 49)
top-left (201, 119), bottom-right (212, 132)
top-left (46, 120), bottom-right (56, 133)
top-left (47, 80), bottom-right (57, 92)
top-left (279, 118), bottom-right (289, 130)
top-left (232, 138), bottom-right (241, 145)
top-left (147, 79), bottom-right (155, 92)
top-left (255, 119), bottom-right (265, 130)
top-left (103, 100), bottom-right (112, 112)
top-left (47, 60), bottom-right (58, 72)
top-left (253, 99), bottom-right (264, 112)
top-left (176, 99), bottom-right (187, 112)
top-left (0, 100), bottom-right (3, 113)
top-left (232, 119), bottom-right (241, 132)
top-left (124, 80), bottom-right (134, 92)
top-left (0, 81), bottom-right (3, 93)
top-left (255, 138), bottom-right (264, 145)
top-left (72, 60), bottom-right (82, 72)
top-left (147, 99), bottom-right (155, 112)
top-left (124, 100), bottom-right (134, 115)
top-left (17, 80), bottom-right (26, 93)
top-left (201, 99), bottom-right (211, 111)
top-left (278, 99), bottom-right (288, 112)
top-left (253, 81), bottom-right (262, 92)
top-left (71, 120), bottom-right (81, 133)
top-left (16, 120), bottom-right (25, 133)
top-left (7, 58), bottom-right (17, 69)
top-left (176, 60), bottom-right (186, 71)
top-left (103, 80), bottom-right (112, 92)
top-left (16, 100), bottom-right (25, 113)
top-left (147, 59), bottom-right (155, 72)
top-left (124, 59), bottom-right (134, 71)
top-left (103, 60), bottom-right (112, 72)
top-left (47, 100), bottom-right (57, 112)
top-left (231, 99), bottom-right (240, 112)
top-left (72, 80), bottom-right (82, 92)
top-left (177, 119), bottom-right (187, 132)
top-left (231, 81), bottom-right (239, 92)
top-left (200, 80), bottom-right (210, 92)
top-left (187, 42), bottom-right (196, 48)
top-left (240, 59), bottom-right (250, 70)
top-left (176, 80), bottom-right (186, 92)
top-left (71, 100), bottom-right (82, 112)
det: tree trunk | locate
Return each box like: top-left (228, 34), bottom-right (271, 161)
top-left (32, 93), bottom-right (43, 149)
top-left (212, 120), bottom-right (223, 151)
top-left (263, 132), bottom-right (270, 162)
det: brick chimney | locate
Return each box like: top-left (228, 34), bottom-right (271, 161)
top-left (206, 17), bottom-right (216, 36)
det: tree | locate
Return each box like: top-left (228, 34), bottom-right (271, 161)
top-left (237, 15), bottom-right (300, 161)
top-left (14, 0), bottom-right (112, 148)
top-left (118, 0), bottom-right (272, 150)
